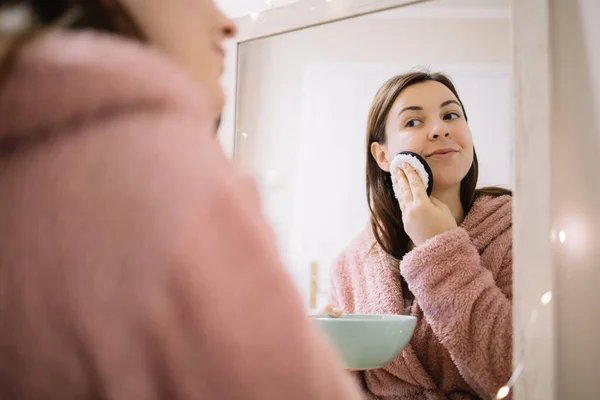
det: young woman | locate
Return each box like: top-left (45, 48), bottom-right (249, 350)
top-left (0, 1), bottom-right (361, 399)
top-left (326, 72), bottom-right (513, 399)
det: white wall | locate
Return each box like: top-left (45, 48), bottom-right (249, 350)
top-left (235, 13), bottom-right (511, 310)
top-left (217, 0), bottom-right (303, 18)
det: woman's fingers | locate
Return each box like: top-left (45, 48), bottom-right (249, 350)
top-left (401, 163), bottom-right (428, 202)
top-left (321, 303), bottom-right (342, 318)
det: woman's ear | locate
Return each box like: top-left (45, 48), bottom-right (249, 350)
top-left (370, 141), bottom-right (390, 172)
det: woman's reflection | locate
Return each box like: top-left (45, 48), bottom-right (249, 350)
top-left (326, 71), bottom-right (513, 399)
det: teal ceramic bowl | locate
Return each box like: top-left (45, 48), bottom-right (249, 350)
top-left (310, 314), bottom-right (417, 370)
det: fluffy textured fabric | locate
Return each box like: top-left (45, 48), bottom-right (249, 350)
top-left (0, 31), bottom-right (361, 400)
top-left (389, 152), bottom-right (434, 197)
top-left (330, 195), bottom-right (513, 400)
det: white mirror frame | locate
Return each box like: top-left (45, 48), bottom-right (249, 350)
top-left (218, 1), bottom-right (554, 399)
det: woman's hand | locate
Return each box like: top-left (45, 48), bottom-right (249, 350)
top-left (319, 303), bottom-right (343, 318)
top-left (392, 162), bottom-right (457, 246)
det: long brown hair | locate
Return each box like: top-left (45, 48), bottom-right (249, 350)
top-left (0, 0), bottom-right (145, 80)
top-left (366, 71), bottom-right (511, 260)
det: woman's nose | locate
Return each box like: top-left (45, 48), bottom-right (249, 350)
top-left (220, 13), bottom-right (238, 38)
top-left (428, 119), bottom-right (451, 140)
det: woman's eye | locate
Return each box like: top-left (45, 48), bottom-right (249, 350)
top-left (405, 119), bottom-right (422, 128)
top-left (444, 112), bottom-right (460, 120)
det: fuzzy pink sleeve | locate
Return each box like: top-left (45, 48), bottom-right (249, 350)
top-left (400, 227), bottom-right (512, 398)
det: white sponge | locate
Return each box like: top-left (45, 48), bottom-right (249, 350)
top-left (389, 151), bottom-right (434, 198)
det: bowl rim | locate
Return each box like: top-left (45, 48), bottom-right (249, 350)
top-left (308, 313), bottom-right (417, 323)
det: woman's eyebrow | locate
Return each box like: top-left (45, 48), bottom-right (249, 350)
top-left (441, 99), bottom-right (461, 108)
top-left (398, 105), bottom-right (423, 118)
top-left (398, 100), bottom-right (461, 118)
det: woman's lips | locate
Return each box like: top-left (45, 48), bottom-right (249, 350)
top-left (426, 149), bottom-right (459, 159)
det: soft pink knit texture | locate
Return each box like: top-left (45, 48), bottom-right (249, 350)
top-left (0, 31), bottom-right (362, 400)
top-left (330, 195), bottom-right (513, 400)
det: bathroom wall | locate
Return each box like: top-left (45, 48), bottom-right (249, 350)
top-left (234, 11), bottom-right (512, 310)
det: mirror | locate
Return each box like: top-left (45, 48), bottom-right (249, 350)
top-left (235, 0), bottom-right (512, 312)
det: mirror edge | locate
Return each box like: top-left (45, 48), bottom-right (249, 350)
top-left (221, 1), bottom-right (556, 399)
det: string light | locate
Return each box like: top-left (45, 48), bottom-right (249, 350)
top-left (496, 385), bottom-right (510, 399)
top-left (541, 291), bottom-right (552, 305)
top-left (247, 0), bottom-right (334, 23)
top-left (249, 11), bottom-right (260, 22)
top-left (494, 290), bottom-right (552, 399)
top-left (247, 0), bottom-right (277, 23)
top-left (496, 363), bottom-right (524, 399)
top-left (558, 230), bottom-right (567, 243)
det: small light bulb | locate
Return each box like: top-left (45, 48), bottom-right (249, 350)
top-left (496, 386), bottom-right (510, 399)
top-left (541, 291), bottom-right (552, 305)
top-left (242, 132), bottom-right (248, 137)
top-left (558, 230), bottom-right (567, 243)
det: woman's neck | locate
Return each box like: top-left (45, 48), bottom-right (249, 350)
top-left (432, 184), bottom-right (465, 225)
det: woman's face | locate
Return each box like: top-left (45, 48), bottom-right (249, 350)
top-left (371, 80), bottom-right (474, 190)
top-left (121, 0), bottom-right (237, 118)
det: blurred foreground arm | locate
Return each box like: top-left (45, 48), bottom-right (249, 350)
top-left (0, 109), bottom-right (361, 399)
